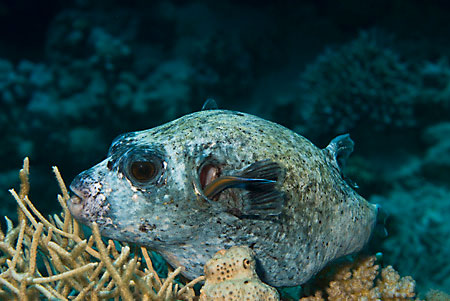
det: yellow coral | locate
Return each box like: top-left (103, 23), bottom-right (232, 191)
top-left (301, 256), bottom-right (418, 301)
top-left (199, 246), bottom-right (279, 301)
top-left (0, 158), bottom-right (203, 300)
top-left (377, 265), bottom-right (416, 300)
top-left (326, 256), bottom-right (380, 300)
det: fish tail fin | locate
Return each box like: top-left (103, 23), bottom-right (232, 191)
top-left (374, 203), bottom-right (388, 238)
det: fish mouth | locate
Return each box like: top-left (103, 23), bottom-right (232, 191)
top-left (68, 175), bottom-right (112, 226)
top-left (67, 176), bottom-right (92, 223)
top-left (67, 170), bottom-right (97, 223)
top-left (67, 191), bottom-right (97, 226)
top-left (67, 191), bottom-right (86, 220)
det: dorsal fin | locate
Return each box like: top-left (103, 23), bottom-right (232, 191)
top-left (202, 98), bottom-right (218, 110)
top-left (324, 134), bottom-right (354, 172)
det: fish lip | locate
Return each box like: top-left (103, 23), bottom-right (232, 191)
top-left (67, 194), bottom-right (84, 219)
top-left (67, 182), bottom-right (87, 220)
top-left (68, 194), bottom-right (83, 205)
top-left (68, 177), bottom-right (110, 226)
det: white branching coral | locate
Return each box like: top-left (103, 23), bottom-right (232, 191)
top-left (0, 158), bottom-right (203, 300)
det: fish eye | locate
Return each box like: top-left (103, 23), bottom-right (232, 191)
top-left (121, 147), bottom-right (165, 186)
top-left (130, 161), bottom-right (156, 182)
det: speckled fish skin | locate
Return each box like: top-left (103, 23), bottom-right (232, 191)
top-left (68, 109), bottom-right (378, 287)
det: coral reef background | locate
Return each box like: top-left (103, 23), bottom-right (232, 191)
top-left (0, 0), bottom-right (449, 296)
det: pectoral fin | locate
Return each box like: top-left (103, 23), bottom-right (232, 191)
top-left (202, 160), bottom-right (285, 217)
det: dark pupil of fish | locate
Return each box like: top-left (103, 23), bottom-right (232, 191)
top-left (131, 161), bottom-right (155, 181)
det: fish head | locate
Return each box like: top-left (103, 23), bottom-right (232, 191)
top-left (68, 126), bottom-right (216, 249)
top-left (68, 111), bottom-right (256, 250)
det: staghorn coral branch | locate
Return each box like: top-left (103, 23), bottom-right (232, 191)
top-left (70, 239), bottom-right (88, 262)
top-left (165, 282), bottom-right (174, 300)
top-left (0, 277), bottom-right (19, 295)
top-left (43, 226), bottom-right (53, 246)
top-left (47, 251), bottom-right (86, 292)
top-left (54, 166), bottom-right (72, 248)
top-left (10, 190), bottom-right (39, 228)
top-left (31, 263), bottom-right (98, 284)
top-left (33, 283), bottom-right (67, 300)
top-left (19, 281), bottom-right (27, 300)
top-left (47, 241), bottom-right (75, 265)
top-left (52, 214), bottom-right (65, 231)
top-left (29, 223), bottom-right (44, 276)
top-left (177, 275), bottom-right (205, 297)
top-left (0, 242), bottom-right (17, 259)
top-left (94, 244), bottom-right (131, 292)
top-left (132, 273), bottom-right (158, 299)
top-left (72, 217), bottom-right (80, 238)
top-left (13, 189), bottom-right (100, 258)
top-left (157, 266), bottom-right (184, 298)
top-left (17, 158), bottom-right (30, 224)
top-left (52, 166), bottom-right (70, 203)
top-left (47, 247), bottom-right (66, 274)
top-left (10, 220), bottom-right (26, 269)
top-left (4, 217), bottom-right (14, 235)
top-left (108, 239), bottom-right (120, 258)
top-left (91, 222), bottom-right (133, 300)
top-left (45, 243), bottom-right (91, 292)
top-left (88, 260), bottom-right (105, 282)
top-left (18, 158), bottom-right (30, 200)
top-left (121, 253), bottom-right (138, 287)
top-left (73, 281), bottom-right (96, 300)
top-left (141, 246), bottom-right (162, 288)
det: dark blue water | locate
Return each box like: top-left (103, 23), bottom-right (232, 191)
top-left (0, 0), bottom-right (449, 295)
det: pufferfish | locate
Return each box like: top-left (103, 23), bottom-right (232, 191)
top-left (68, 102), bottom-right (378, 287)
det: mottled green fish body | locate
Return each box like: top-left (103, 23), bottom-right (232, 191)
top-left (69, 109), bottom-right (377, 286)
